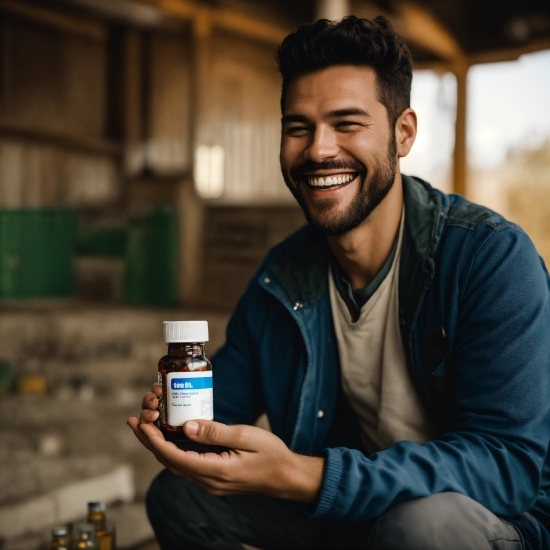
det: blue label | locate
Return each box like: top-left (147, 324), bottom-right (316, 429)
top-left (171, 377), bottom-right (213, 390)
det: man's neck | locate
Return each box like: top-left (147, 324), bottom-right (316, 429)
top-left (327, 175), bottom-right (404, 291)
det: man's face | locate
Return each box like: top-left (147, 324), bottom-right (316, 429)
top-left (280, 65), bottom-right (397, 235)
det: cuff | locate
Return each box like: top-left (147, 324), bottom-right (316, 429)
top-left (307, 447), bottom-right (343, 519)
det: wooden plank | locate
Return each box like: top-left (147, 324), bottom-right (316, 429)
top-left (211, 7), bottom-right (287, 46)
top-left (452, 60), bottom-right (468, 197)
top-left (468, 37), bottom-right (550, 65)
top-left (138, 0), bottom-right (287, 46)
top-left (398, 1), bottom-right (463, 62)
top-left (354, 1), bottom-right (463, 63)
top-left (414, 38), bottom-right (550, 71)
top-left (0, 0), bottom-right (106, 42)
top-left (122, 28), bottom-right (146, 175)
top-left (147, 32), bottom-right (192, 174)
top-left (0, 121), bottom-right (121, 156)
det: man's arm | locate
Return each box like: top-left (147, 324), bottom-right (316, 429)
top-left (310, 224), bottom-right (550, 521)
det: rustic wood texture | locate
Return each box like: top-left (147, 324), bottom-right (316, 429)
top-left (0, 15), bottom-right (119, 208)
top-left (146, 31), bottom-right (192, 175)
top-left (196, 31), bottom-right (290, 203)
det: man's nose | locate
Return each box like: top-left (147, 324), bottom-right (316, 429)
top-left (305, 127), bottom-right (338, 162)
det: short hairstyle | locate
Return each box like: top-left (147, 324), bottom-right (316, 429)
top-left (276, 16), bottom-right (413, 127)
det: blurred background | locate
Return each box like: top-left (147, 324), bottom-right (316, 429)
top-left (0, 0), bottom-right (548, 548)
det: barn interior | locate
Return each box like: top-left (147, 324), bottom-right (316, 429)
top-left (0, 1), bottom-right (548, 548)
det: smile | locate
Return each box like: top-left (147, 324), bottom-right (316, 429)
top-left (305, 172), bottom-right (357, 189)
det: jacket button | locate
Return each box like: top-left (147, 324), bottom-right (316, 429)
top-left (293, 302), bottom-right (303, 310)
top-left (264, 277), bottom-right (271, 284)
top-left (317, 410), bottom-right (324, 419)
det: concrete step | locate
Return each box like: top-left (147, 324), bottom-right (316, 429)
top-left (0, 303), bottom-right (230, 549)
top-left (1, 500), bottom-right (155, 550)
top-left (0, 393), bottom-right (164, 503)
top-left (0, 303), bottom-right (230, 370)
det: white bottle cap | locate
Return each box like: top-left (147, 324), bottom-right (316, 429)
top-left (163, 321), bottom-right (209, 343)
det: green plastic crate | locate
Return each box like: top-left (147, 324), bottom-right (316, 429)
top-left (0, 208), bottom-right (74, 298)
top-left (123, 206), bottom-right (178, 307)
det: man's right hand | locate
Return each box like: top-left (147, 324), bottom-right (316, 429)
top-left (140, 383), bottom-right (162, 425)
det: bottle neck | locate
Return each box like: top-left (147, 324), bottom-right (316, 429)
top-left (168, 342), bottom-right (205, 356)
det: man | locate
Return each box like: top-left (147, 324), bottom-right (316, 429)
top-left (128, 16), bottom-right (550, 550)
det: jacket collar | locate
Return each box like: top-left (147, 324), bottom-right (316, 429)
top-left (266, 175), bottom-right (446, 308)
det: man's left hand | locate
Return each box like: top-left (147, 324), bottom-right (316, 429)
top-left (126, 416), bottom-right (325, 503)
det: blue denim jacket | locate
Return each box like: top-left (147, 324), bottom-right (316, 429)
top-left (212, 175), bottom-right (550, 549)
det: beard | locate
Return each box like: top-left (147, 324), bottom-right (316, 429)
top-left (282, 135), bottom-right (398, 236)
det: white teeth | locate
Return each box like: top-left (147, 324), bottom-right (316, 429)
top-left (307, 173), bottom-right (355, 187)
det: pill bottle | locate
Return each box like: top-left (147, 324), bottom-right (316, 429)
top-left (158, 321), bottom-right (223, 452)
top-left (87, 502), bottom-right (114, 550)
top-left (49, 525), bottom-right (69, 550)
top-left (72, 523), bottom-right (99, 550)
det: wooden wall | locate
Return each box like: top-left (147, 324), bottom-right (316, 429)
top-left (0, 13), bottom-right (118, 208)
top-left (196, 30), bottom-right (289, 203)
top-left (0, 2), bottom-right (299, 309)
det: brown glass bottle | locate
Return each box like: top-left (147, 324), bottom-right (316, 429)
top-left (49, 525), bottom-right (69, 550)
top-left (158, 342), bottom-right (211, 440)
top-left (158, 321), bottom-right (225, 452)
top-left (87, 502), bottom-right (114, 550)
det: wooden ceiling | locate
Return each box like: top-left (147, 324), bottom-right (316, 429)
top-left (6, 0), bottom-right (550, 66)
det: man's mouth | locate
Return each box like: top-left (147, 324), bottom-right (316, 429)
top-left (303, 172), bottom-right (358, 189)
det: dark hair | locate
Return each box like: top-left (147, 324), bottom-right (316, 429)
top-left (276, 16), bottom-right (413, 126)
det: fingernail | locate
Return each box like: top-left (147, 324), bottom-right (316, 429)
top-left (185, 420), bottom-right (199, 435)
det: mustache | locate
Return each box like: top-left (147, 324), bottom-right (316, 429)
top-left (290, 159), bottom-right (366, 182)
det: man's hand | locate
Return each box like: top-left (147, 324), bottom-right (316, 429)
top-left (127, 399), bottom-right (325, 503)
top-left (138, 383), bottom-right (162, 427)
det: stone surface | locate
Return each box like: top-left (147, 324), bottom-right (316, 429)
top-left (0, 303), bottom-right (230, 549)
top-left (0, 465), bottom-right (134, 539)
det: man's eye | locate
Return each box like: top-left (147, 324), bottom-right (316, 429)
top-left (285, 126), bottom-right (310, 136)
top-left (336, 121), bottom-right (360, 130)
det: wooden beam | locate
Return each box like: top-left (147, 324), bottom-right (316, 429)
top-left (354, 1), bottom-right (464, 63)
top-left (452, 60), bottom-right (469, 197)
top-left (0, 120), bottom-right (121, 156)
top-left (412, 40), bottom-right (550, 73)
top-left (396, 1), bottom-right (464, 62)
top-left (174, 13), bottom-right (211, 306)
top-left (211, 8), bottom-right (287, 45)
top-left (0, 0), bottom-right (106, 42)
top-left (137, 0), bottom-right (287, 46)
top-left (468, 37), bottom-right (550, 65)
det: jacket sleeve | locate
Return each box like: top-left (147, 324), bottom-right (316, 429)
top-left (310, 225), bottom-right (550, 521)
top-left (210, 277), bottom-right (266, 426)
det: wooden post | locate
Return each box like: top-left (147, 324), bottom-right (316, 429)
top-left (315, 0), bottom-right (350, 21)
top-left (122, 28), bottom-right (146, 176)
top-left (452, 60), bottom-right (469, 197)
top-left (176, 10), bottom-right (211, 306)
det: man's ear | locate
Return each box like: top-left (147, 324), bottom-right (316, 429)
top-left (395, 108), bottom-right (417, 158)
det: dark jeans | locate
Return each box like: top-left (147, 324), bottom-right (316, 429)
top-left (146, 469), bottom-right (524, 550)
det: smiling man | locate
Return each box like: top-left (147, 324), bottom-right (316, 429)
top-left (128, 17), bottom-right (550, 550)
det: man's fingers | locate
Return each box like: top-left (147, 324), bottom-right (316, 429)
top-left (127, 418), bottom-right (172, 468)
top-left (151, 383), bottom-right (162, 396)
top-left (139, 409), bottom-right (159, 423)
top-left (141, 391), bottom-right (159, 410)
top-left (139, 423), bottom-right (191, 463)
top-left (183, 420), bottom-right (260, 451)
top-left (127, 417), bottom-right (154, 451)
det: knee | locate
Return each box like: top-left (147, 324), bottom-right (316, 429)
top-left (146, 468), bottom-right (183, 526)
top-left (369, 496), bottom-right (430, 550)
top-left (368, 492), bottom-right (484, 550)
top-left (146, 468), bottom-right (171, 509)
